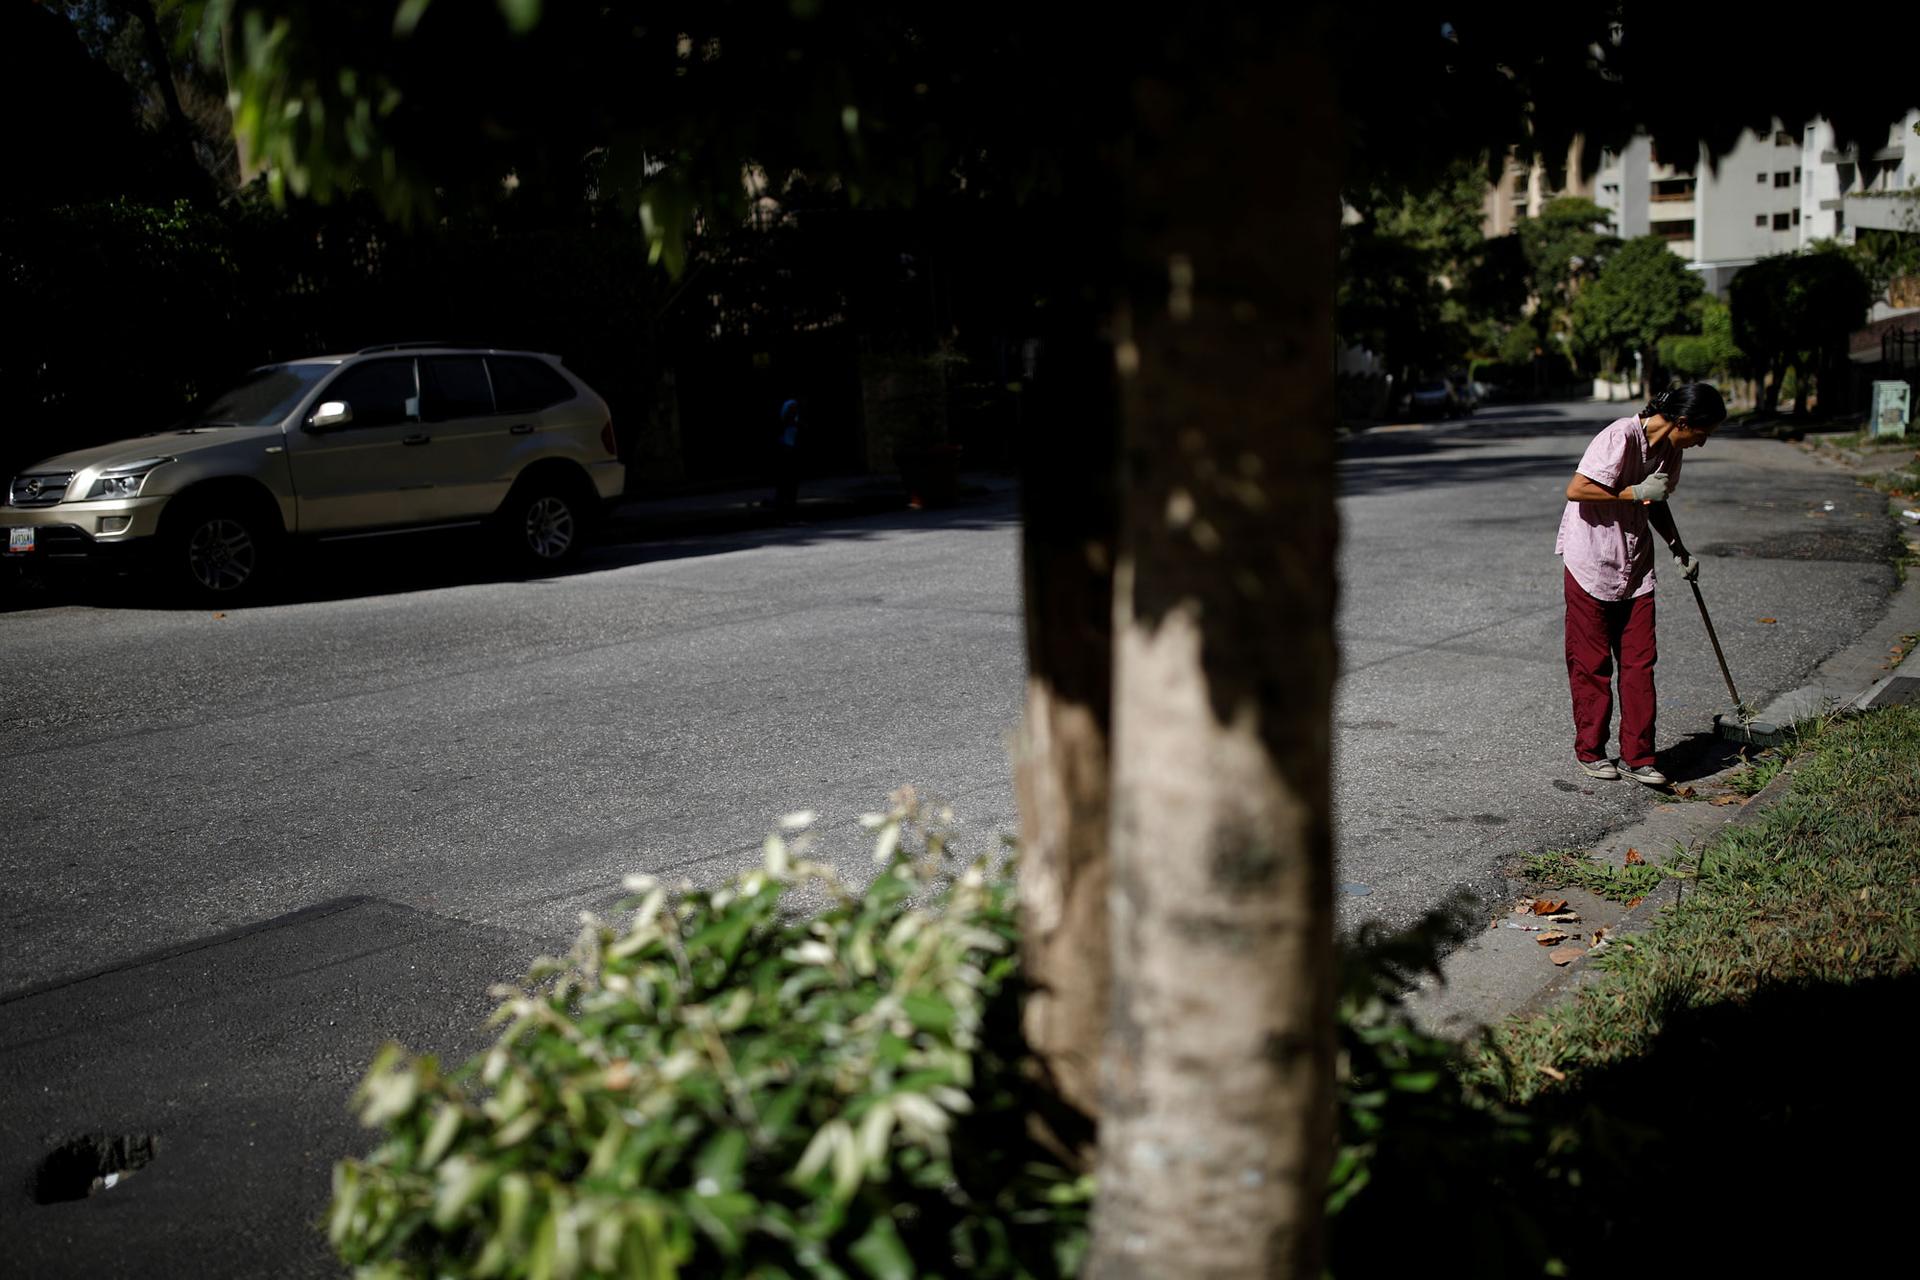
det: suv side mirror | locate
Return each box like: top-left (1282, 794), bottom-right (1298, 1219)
top-left (308, 401), bottom-right (352, 431)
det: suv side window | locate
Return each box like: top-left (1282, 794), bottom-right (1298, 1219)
top-left (323, 359), bottom-right (418, 429)
top-left (420, 356), bottom-right (494, 420)
top-left (489, 357), bottom-right (576, 415)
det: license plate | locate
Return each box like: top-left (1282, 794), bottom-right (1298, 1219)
top-left (7, 527), bottom-right (33, 554)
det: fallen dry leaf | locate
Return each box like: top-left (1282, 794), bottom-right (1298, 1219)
top-left (212, 612), bottom-right (227, 620)
top-left (1549, 945), bottom-right (1587, 966)
top-left (1625, 848), bottom-right (1646, 866)
top-left (1624, 896), bottom-right (1645, 909)
top-left (1537, 1064), bottom-right (1567, 1083)
top-left (1531, 897), bottom-right (1570, 916)
top-left (1591, 927), bottom-right (1611, 944)
top-left (1674, 785), bottom-right (1697, 799)
top-left (1759, 617), bottom-right (1778, 624)
top-left (1711, 794), bottom-right (1744, 806)
top-left (1546, 911), bottom-right (1581, 924)
top-left (1537, 931), bottom-right (1570, 946)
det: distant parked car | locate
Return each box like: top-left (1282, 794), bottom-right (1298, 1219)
top-left (1409, 378), bottom-right (1465, 418)
top-left (3, 344), bottom-right (624, 602)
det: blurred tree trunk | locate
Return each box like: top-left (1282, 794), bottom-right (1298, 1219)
top-left (123, 0), bottom-right (195, 162)
top-left (1089, 29), bottom-right (1341, 1278)
top-left (1016, 306), bottom-right (1119, 1142)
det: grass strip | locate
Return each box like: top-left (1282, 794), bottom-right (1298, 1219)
top-left (1478, 705), bottom-right (1920, 1101)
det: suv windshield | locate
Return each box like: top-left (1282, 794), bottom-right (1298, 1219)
top-left (178, 364), bottom-right (333, 428)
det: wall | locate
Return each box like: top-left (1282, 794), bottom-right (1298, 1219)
top-left (1700, 127), bottom-right (1803, 265)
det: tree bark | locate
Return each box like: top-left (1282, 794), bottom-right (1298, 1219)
top-left (1089, 29), bottom-right (1341, 1279)
top-left (1016, 311), bottom-right (1119, 1137)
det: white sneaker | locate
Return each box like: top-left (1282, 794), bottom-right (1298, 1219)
top-left (1578, 758), bottom-right (1621, 781)
top-left (1618, 762), bottom-right (1668, 787)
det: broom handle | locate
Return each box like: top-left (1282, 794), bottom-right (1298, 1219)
top-left (1689, 578), bottom-right (1743, 709)
top-left (1665, 510), bottom-right (1744, 710)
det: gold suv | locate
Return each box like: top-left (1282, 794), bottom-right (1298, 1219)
top-left (3, 344), bottom-right (624, 601)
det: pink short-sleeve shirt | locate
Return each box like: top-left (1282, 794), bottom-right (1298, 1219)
top-left (1556, 415), bottom-right (1682, 602)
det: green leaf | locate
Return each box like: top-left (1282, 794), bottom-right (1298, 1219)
top-left (695, 1129), bottom-right (749, 1193)
top-left (899, 995), bottom-right (954, 1036)
top-left (393, 0), bottom-right (433, 35)
top-left (1388, 1070), bottom-right (1443, 1093)
top-left (419, 1102), bottom-right (463, 1169)
top-left (432, 1156), bottom-right (498, 1229)
top-left (848, 1212), bottom-right (913, 1280)
top-left (498, 0), bottom-right (542, 34)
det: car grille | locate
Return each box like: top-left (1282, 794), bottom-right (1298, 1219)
top-left (9, 471), bottom-right (75, 507)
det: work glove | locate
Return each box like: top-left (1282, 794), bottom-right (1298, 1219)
top-left (1672, 552), bottom-right (1700, 582)
top-left (1631, 472), bottom-right (1672, 503)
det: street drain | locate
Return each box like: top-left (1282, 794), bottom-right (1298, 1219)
top-left (32, 1134), bottom-right (158, 1204)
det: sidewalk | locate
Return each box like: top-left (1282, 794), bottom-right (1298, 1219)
top-left (1410, 480), bottom-right (1920, 1038)
top-left (598, 469), bottom-right (1019, 543)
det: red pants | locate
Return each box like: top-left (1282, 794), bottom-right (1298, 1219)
top-left (1564, 568), bottom-right (1658, 767)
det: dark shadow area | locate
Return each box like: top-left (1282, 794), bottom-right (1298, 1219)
top-left (1333, 973), bottom-right (1920, 1276)
top-left (1543, 975), bottom-right (1920, 1271)
top-left (0, 490), bottom-right (1021, 614)
top-left (1339, 410), bottom-right (1608, 463)
top-left (31, 1132), bottom-right (158, 1204)
top-left (1653, 728), bottom-right (1752, 786)
top-left (1337, 448), bottom-right (1587, 500)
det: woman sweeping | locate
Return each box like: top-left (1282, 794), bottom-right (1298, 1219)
top-left (1557, 383), bottom-right (1727, 785)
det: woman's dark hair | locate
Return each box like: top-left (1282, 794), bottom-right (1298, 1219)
top-left (1641, 382), bottom-right (1727, 428)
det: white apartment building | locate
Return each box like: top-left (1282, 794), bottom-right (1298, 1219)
top-left (1593, 113), bottom-right (1919, 299)
top-left (1482, 140), bottom-right (1592, 238)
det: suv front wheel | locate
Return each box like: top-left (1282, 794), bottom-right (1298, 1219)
top-left (161, 498), bottom-right (279, 604)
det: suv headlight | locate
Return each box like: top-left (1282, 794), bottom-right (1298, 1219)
top-left (83, 457), bottom-right (174, 500)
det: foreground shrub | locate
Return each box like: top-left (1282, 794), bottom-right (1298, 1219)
top-left (330, 791), bottom-right (1089, 1279)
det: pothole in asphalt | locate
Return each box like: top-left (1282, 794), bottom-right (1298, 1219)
top-left (31, 1134), bottom-right (158, 1204)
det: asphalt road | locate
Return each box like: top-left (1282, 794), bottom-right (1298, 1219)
top-left (0, 400), bottom-right (1900, 1275)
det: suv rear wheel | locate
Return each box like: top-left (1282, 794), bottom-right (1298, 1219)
top-left (162, 499), bottom-right (278, 604)
top-left (498, 473), bottom-right (592, 569)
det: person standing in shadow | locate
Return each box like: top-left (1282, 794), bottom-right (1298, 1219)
top-left (773, 398), bottom-right (801, 517)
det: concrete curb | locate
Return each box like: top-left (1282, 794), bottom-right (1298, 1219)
top-left (595, 473), bottom-right (1017, 545)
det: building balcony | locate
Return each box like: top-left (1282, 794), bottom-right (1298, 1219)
top-left (1848, 193), bottom-right (1919, 233)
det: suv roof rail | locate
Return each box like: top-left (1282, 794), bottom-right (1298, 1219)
top-left (356, 340), bottom-right (490, 354)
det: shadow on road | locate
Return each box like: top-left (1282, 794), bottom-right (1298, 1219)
top-left (1337, 407), bottom-right (1620, 500)
top-left (0, 895), bottom-right (538, 1278)
top-left (0, 493), bottom-right (1021, 615)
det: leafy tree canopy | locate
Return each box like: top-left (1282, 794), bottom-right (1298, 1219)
top-left (1729, 251), bottom-right (1874, 369)
top-left (1657, 295), bottom-right (1744, 383)
top-left (1520, 197), bottom-right (1620, 305)
top-left (1570, 234), bottom-right (1703, 371)
top-left (169, 1), bottom-right (1920, 280)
